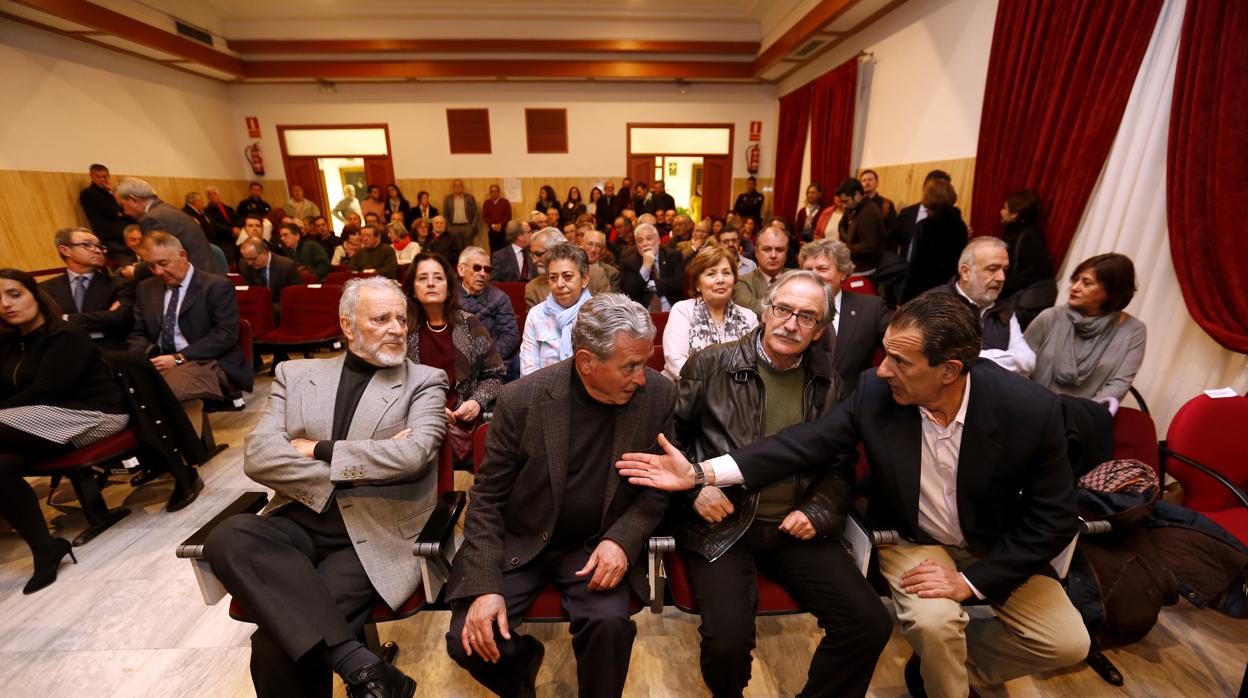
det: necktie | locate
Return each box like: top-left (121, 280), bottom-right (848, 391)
top-left (260, 267), bottom-right (269, 287)
top-left (160, 285), bottom-right (180, 355)
top-left (520, 251), bottom-right (531, 279)
top-left (72, 275), bottom-right (88, 312)
top-left (648, 263), bottom-right (663, 312)
top-left (825, 305), bottom-right (838, 360)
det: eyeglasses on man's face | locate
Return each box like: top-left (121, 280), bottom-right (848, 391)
top-left (770, 304), bottom-right (820, 329)
top-left (67, 242), bottom-right (108, 253)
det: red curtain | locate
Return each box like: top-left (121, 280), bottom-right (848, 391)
top-left (1167, 0), bottom-right (1248, 353)
top-left (772, 85), bottom-right (812, 225)
top-left (809, 59), bottom-right (858, 193)
top-left (970, 0), bottom-right (1162, 268)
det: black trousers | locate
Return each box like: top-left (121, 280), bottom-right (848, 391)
top-left (446, 546), bottom-right (636, 698)
top-left (204, 502), bottom-right (379, 698)
top-left (0, 424), bottom-right (73, 556)
top-left (682, 521), bottom-right (892, 698)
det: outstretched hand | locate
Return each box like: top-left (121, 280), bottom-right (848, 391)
top-left (615, 433), bottom-right (697, 491)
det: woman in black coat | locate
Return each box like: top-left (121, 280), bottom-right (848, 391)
top-left (898, 179), bottom-right (968, 302)
top-left (0, 269), bottom-right (129, 593)
top-left (534, 185), bottom-right (560, 215)
top-left (999, 189), bottom-right (1056, 328)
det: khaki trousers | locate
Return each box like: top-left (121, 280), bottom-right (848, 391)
top-left (877, 540), bottom-right (1089, 698)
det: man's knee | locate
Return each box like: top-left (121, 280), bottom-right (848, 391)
top-left (899, 596), bottom-right (966, 641)
top-left (847, 599), bottom-right (894, 653)
top-left (1026, 618), bottom-right (1090, 669)
top-left (204, 514), bottom-right (265, 568)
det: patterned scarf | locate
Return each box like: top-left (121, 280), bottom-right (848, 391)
top-left (689, 299), bottom-right (756, 355)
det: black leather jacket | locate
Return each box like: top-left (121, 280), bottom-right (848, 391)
top-left (673, 328), bottom-right (853, 561)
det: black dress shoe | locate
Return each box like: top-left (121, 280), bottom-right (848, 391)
top-left (344, 660), bottom-right (416, 698)
top-left (165, 475), bottom-right (204, 512)
top-left (517, 636), bottom-right (545, 698)
top-left (24, 538), bottom-right (77, 595)
top-left (905, 653), bottom-right (927, 698)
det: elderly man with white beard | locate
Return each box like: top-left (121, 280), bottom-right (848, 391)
top-left (205, 276), bottom-right (448, 698)
top-left (925, 236), bottom-right (1035, 375)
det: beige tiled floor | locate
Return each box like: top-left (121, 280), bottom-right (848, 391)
top-left (1, 373), bottom-right (1244, 697)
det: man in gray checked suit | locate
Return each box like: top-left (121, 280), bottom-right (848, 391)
top-left (446, 293), bottom-right (673, 698)
top-left (205, 277), bottom-right (447, 698)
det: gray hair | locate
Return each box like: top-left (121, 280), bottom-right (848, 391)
top-left (531, 227), bottom-right (566, 251)
top-left (338, 276), bottom-right (403, 322)
top-left (205, 185), bottom-right (220, 195)
top-left (544, 242), bottom-right (589, 276)
top-left (458, 245), bottom-right (488, 263)
top-left (240, 238), bottom-right (269, 255)
top-left (504, 219), bottom-right (528, 243)
top-left (140, 231), bottom-right (183, 253)
top-left (115, 177), bottom-right (158, 202)
top-left (184, 191), bottom-right (202, 206)
top-left (958, 236), bottom-right (1008, 270)
top-left (798, 239), bottom-right (855, 274)
top-left (633, 222), bottom-right (659, 241)
top-left (53, 226), bottom-right (94, 257)
top-left (763, 270), bottom-right (836, 325)
top-left (123, 223), bottom-right (142, 236)
top-left (637, 213), bottom-right (658, 225)
top-left (572, 293), bottom-right (655, 359)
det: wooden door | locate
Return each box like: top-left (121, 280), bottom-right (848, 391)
top-left (628, 156), bottom-right (653, 188)
top-left (702, 155), bottom-right (732, 219)
top-left (285, 156), bottom-right (326, 215)
top-left (363, 157), bottom-right (396, 190)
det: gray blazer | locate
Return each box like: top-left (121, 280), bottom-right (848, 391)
top-left (442, 193), bottom-right (481, 230)
top-left (139, 199), bottom-right (224, 274)
top-left (244, 355), bottom-right (449, 610)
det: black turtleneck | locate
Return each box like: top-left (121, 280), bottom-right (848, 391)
top-left (551, 368), bottom-right (623, 549)
top-left (311, 350), bottom-right (381, 463)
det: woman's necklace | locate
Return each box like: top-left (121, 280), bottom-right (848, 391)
top-left (426, 321), bottom-right (447, 333)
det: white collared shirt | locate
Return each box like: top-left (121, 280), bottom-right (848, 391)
top-left (953, 282), bottom-right (1036, 376)
top-left (916, 375), bottom-right (971, 547)
top-left (832, 290), bottom-right (843, 334)
top-left (161, 265), bottom-right (195, 353)
top-left (512, 243), bottom-right (526, 275)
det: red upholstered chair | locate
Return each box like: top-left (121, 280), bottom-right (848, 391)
top-left (1111, 406), bottom-right (1159, 469)
top-left (29, 428), bottom-right (138, 545)
top-left (299, 269), bottom-right (319, 285)
top-left (179, 439), bottom-right (465, 664)
top-left (842, 276), bottom-right (877, 297)
top-left (1159, 394), bottom-right (1248, 545)
top-left (233, 286), bottom-right (275, 338)
top-left (650, 312), bottom-right (669, 345)
top-left (324, 270), bottom-right (374, 287)
top-left (647, 345), bottom-right (665, 372)
top-left (255, 284), bottom-right (344, 353)
top-left (494, 282), bottom-right (529, 330)
top-left (226, 273), bottom-right (244, 285)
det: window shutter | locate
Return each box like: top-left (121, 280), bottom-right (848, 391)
top-left (446, 109), bottom-right (491, 154)
top-left (525, 108), bottom-right (568, 153)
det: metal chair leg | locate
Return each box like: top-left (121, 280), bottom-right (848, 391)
top-left (1086, 649), bottom-right (1124, 686)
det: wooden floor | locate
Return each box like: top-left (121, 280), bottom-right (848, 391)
top-left (1, 373), bottom-right (1245, 697)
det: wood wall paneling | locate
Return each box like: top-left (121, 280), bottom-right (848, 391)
top-left (860, 157), bottom-right (976, 219)
top-left (0, 170), bottom-right (284, 271)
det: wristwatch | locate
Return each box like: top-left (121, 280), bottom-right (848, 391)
top-left (173, 353), bottom-right (186, 366)
top-left (691, 459), bottom-right (708, 487)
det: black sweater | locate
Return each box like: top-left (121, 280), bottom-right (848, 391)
top-left (0, 322), bottom-right (125, 413)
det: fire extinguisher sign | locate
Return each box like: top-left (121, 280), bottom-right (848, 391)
top-left (749, 121), bottom-right (762, 142)
top-left (245, 116), bottom-right (261, 138)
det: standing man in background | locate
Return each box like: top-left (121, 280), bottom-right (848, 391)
top-left (481, 183), bottom-right (512, 255)
top-left (78, 163), bottom-right (134, 264)
top-left (444, 179), bottom-right (481, 249)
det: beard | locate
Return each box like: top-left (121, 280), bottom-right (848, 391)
top-left (356, 332), bottom-right (407, 367)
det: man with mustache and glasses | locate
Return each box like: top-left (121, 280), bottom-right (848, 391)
top-left (205, 277), bottom-right (448, 698)
top-left (667, 270), bottom-right (891, 698)
top-left (925, 237), bottom-right (1035, 376)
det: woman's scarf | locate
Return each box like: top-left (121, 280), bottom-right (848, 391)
top-left (1040, 306), bottom-right (1122, 387)
top-left (689, 298), bottom-right (755, 354)
top-left (543, 287), bottom-right (591, 358)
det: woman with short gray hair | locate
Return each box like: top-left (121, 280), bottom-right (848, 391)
top-left (518, 243), bottom-right (593, 375)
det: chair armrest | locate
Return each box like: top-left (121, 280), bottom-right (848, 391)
top-left (177, 491), bottom-right (270, 559)
top-left (1050, 533), bottom-right (1079, 579)
top-left (647, 536), bottom-right (675, 613)
top-left (841, 512), bottom-right (874, 578)
top-left (413, 490), bottom-right (468, 604)
top-left (1158, 443), bottom-right (1248, 510)
top-left (176, 491), bottom-right (268, 606)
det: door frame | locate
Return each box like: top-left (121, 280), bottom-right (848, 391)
top-left (275, 123), bottom-right (395, 212)
top-left (625, 122), bottom-right (734, 217)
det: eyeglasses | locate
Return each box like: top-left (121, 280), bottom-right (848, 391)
top-left (67, 242), bottom-right (108, 252)
top-left (468, 263), bottom-right (492, 274)
top-left (770, 304), bottom-right (821, 329)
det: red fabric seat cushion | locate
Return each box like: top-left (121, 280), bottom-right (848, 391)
top-left (33, 428), bottom-right (138, 472)
top-left (1202, 508), bottom-right (1248, 548)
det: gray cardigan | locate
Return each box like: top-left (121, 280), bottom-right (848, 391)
top-left (1025, 306), bottom-right (1147, 402)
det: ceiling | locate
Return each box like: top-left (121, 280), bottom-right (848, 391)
top-left (1, 0), bottom-right (905, 84)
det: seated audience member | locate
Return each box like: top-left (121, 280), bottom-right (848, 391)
top-left (545, 207), bottom-right (561, 231)
top-left (278, 222), bottom-right (331, 280)
top-left (491, 219), bottom-right (535, 282)
top-left (391, 221), bottom-right (420, 265)
top-left (1025, 253), bottom-right (1146, 414)
top-left (795, 183), bottom-right (825, 242)
top-left (812, 197), bottom-right (845, 242)
top-left (457, 247), bottom-right (520, 377)
top-left (410, 218), bottom-right (431, 249)
top-left (737, 217), bottom-right (758, 258)
top-left (519, 243), bottom-right (593, 376)
top-left (364, 212), bottom-right (383, 239)
top-left (408, 190), bottom-right (437, 229)
top-left (360, 184), bottom-right (387, 222)
top-left (183, 191), bottom-right (216, 244)
top-left (331, 225), bottom-right (361, 266)
top-left (676, 219), bottom-right (711, 261)
top-left (618, 293), bottom-right (1091, 698)
top-left (384, 184), bottom-right (409, 221)
top-left (998, 190), bottom-right (1056, 329)
top-left (524, 228), bottom-right (611, 309)
top-left (385, 211), bottom-right (407, 244)
top-left (204, 185), bottom-right (241, 254)
top-left (117, 224), bottom-right (147, 279)
top-left (205, 277), bottom-right (447, 698)
top-left (0, 269), bottom-right (130, 594)
top-left (619, 223), bottom-right (685, 312)
top-left (608, 215), bottom-right (635, 261)
top-left (239, 239), bottom-right (302, 318)
top-left (332, 184), bottom-right (362, 224)
top-left (560, 186), bottom-right (586, 227)
top-left (348, 225), bottom-right (399, 279)
top-left (716, 227), bottom-right (758, 277)
top-left (237, 181), bottom-right (271, 219)
top-left (235, 215), bottom-right (268, 255)
top-left (664, 213), bottom-right (693, 247)
top-left (78, 163), bottom-right (134, 263)
top-left (447, 293), bottom-right (672, 698)
top-left (345, 211), bottom-right (364, 230)
top-left (116, 177), bottom-right (223, 274)
top-left (834, 178), bottom-right (887, 273)
top-left (129, 232), bottom-right (254, 445)
top-left (307, 216), bottom-right (342, 257)
top-left (444, 179), bottom-right (481, 247)
top-left (892, 169), bottom-right (954, 259)
top-left (859, 169), bottom-right (898, 233)
top-left (426, 215), bottom-right (463, 266)
top-left (899, 179), bottom-right (968, 302)
top-left (562, 222), bottom-right (578, 240)
top-left (404, 253), bottom-right (505, 463)
top-left (580, 229), bottom-right (621, 292)
top-left (732, 226), bottom-right (789, 317)
top-left (482, 184), bottom-right (512, 254)
top-left (285, 184), bottom-right (321, 224)
top-left (662, 246), bottom-right (758, 380)
top-left (798, 239), bottom-right (890, 393)
top-left (673, 269), bottom-right (890, 697)
top-left (40, 227), bottom-right (135, 349)
top-left (926, 237), bottom-right (1035, 375)
top-left (534, 184), bottom-right (560, 214)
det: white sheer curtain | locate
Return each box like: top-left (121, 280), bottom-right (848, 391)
top-left (1060, 0), bottom-right (1248, 433)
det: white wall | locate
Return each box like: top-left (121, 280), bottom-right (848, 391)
top-left (0, 19), bottom-right (239, 178)
top-left (779, 0), bottom-right (999, 167)
top-left (226, 81), bottom-right (779, 182)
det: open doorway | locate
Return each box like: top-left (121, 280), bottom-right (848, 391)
top-left (626, 123), bottom-right (733, 220)
top-left (277, 125), bottom-right (395, 236)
